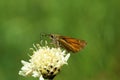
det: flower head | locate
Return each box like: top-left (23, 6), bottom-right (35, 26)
top-left (19, 41), bottom-right (70, 80)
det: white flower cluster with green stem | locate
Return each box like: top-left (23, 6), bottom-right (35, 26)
top-left (19, 41), bottom-right (70, 80)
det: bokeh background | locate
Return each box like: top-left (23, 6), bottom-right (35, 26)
top-left (0, 0), bottom-right (120, 80)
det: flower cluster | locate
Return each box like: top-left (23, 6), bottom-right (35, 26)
top-left (19, 42), bottom-right (70, 80)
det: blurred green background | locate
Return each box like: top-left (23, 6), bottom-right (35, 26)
top-left (0, 0), bottom-right (120, 80)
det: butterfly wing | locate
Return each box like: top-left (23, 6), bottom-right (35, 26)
top-left (58, 36), bottom-right (86, 53)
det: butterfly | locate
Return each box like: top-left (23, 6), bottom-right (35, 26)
top-left (42, 34), bottom-right (87, 53)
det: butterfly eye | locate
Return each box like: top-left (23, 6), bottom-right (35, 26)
top-left (50, 35), bottom-right (54, 38)
top-left (49, 34), bottom-right (54, 39)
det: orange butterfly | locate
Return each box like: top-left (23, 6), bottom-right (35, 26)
top-left (42, 34), bottom-right (87, 53)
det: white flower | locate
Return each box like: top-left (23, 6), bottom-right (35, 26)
top-left (19, 42), bottom-right (70, 80)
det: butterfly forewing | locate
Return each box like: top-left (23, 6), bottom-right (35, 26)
top-left (58, 36), bottom-right (86, 53)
